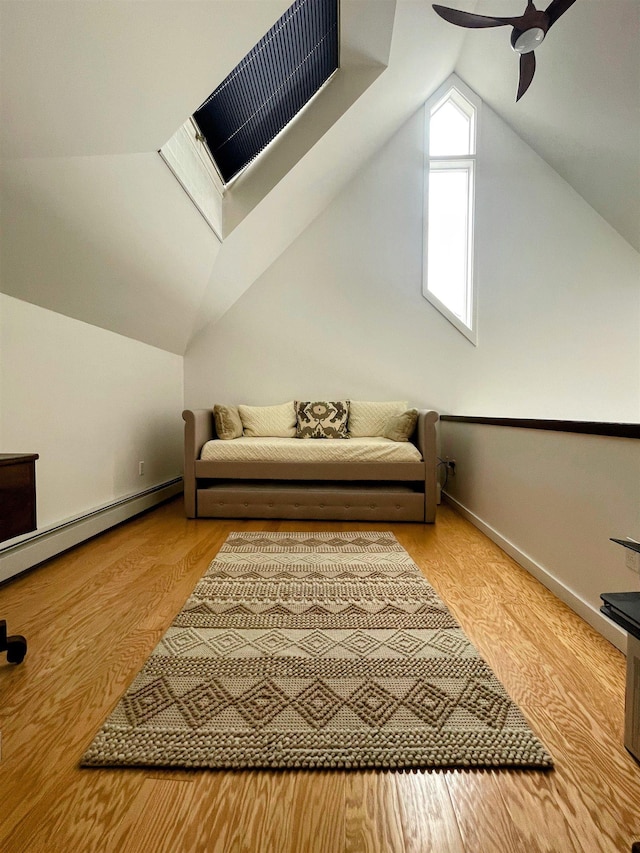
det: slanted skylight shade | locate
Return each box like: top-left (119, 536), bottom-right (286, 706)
top-left (194, 0), bottom-right (339, 184)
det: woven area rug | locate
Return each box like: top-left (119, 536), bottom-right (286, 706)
top-left (82, 532), bottom-right (553, 771)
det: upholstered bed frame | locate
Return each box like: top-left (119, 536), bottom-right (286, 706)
top-left (182, 408), bottom-right (439, 523)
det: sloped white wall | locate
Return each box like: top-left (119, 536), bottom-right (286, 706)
top-left (185, 102), bottom-right (640, 420)
top-left (0, 295), bottom-right (183, 530)
top-left (458, 0), bottom-right (640, 254)
top-left (461, 106), bottom-right (640, 420)
top-left (1, 0), bottom-right (291, 159)
top-left (1, 153), bottom-right (220, 355)
top-left (0, 0), bottom-right (287, 355)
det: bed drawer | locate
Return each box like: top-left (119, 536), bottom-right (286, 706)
top-left (196, 481), bottom-right (424, 521)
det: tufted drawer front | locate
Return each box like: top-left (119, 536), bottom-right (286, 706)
top-left (196, 482), bottom-right (424, 521)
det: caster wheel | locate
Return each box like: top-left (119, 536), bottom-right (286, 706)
top-left (1, 622), bottom-right (27, 664)
top-left (6, 635), bottom-right (27, 664)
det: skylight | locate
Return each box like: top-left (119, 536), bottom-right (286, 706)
top-left (193, 0), bottom-right (339, 185)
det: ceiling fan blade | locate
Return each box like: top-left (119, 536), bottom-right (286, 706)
top-left (516, 51), bottom-right (536, 101)
top-left (432, 5), bottom-right (522, 28)
top-left (544, 0), bottom-right (578, 27)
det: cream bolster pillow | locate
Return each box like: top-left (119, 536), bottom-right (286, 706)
top-left (348, 400), bottom-right (408, 437)
top-left (238, 401), bottom-right (297, 437)
top-left (383, 408), bottom-right (418, 442)
top-left (213, 404), bottom-right (243, 440)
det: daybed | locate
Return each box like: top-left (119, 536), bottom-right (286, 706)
top-left (182, 401), bottom-right (439, 522)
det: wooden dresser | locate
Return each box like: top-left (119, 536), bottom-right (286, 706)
top-left (0, 453), bottom-right (39, 543)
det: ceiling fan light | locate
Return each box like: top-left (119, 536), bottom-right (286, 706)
top-left (512, 27), bottom-right (545, 53)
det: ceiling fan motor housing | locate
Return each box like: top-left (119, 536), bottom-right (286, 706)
top-left (511, 26), bottom-right (545, 52)
top-left (510, 10), bottom-right (549, 53)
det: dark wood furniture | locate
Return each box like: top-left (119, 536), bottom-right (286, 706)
top-left (600, 591), bottom-right (640, 764)
top-left (0, 454), bottom-right (36, 664)
top-left (0, 453), bottom-right (39, 544)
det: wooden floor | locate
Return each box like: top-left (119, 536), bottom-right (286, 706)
top-left (1, 499), bottom-right (639, 853)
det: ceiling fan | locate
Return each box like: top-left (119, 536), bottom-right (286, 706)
top-left (432, 0), bottom-right (578, 101)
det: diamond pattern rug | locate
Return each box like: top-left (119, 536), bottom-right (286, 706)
top-left (82, 532), bottom-right (553, 770)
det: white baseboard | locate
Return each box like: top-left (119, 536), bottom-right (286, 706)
top-left (0, 479), bottom-right (183, 584)
top-left (443, 492), bottom-right (627, 654)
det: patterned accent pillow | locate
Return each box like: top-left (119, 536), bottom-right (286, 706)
top-left (349, 401), bottom-right (408, 437)
top-left (213, 404), bottom-right (243, 440)
top-left (383, 409), bottom-right (418, 442)
top-left (295, 401), bottom-right (350, 439)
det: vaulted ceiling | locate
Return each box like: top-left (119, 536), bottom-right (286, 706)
top-left (458, 0), bottom-right (640, 253)
top-left (1, 0), bottom-right (638, 354)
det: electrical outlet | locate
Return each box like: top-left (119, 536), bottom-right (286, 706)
top-left (138, 461), bottom-right (145, 476)
top-left (625, 548), bottom-right (640, 573)
top-left (446, 458), bottom-right (456, 475)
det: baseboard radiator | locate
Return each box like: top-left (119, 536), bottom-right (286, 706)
top-left (0, 478), bottom-right (183, 584)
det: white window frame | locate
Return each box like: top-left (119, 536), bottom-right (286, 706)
top-left (159, 118), bottom-right (224, 240)
top-left (422, 75), bottom-right (480, 345)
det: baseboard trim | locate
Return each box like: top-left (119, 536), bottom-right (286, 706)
top-left (0, 479), bottom-right (183, 584)
top-left (443, 492), bottom-right (627, 653)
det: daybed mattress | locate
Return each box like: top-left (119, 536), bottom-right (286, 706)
top-left (200, 436), bottom-right (423, 464)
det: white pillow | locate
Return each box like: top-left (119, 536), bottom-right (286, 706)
top-left (349, 400), bottom-right (408, 437)
top-left (238, 401), bottom-right (297, 437)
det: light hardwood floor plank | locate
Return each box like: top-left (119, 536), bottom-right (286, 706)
top-left (169, 771), bottom-right (246, 853)
top-left (286, 771), bottom-right (346, 853)
top-left (394, 771), bottom-right (465, 853)
top-left (113, 778), bottom-right (197, 853)
top-left (1, 499), bottom-right (639, 853)
top-left (2, 768), bottom-right (147, 853)
top-left (345, 772), bottom-right (406, 853)
top-left (200, 769), bottom-right (295, 853)
top-left (445, 770), bottom-right (532, 853)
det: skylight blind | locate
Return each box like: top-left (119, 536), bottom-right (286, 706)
top-left (194, 0), bottom-right (338, 184)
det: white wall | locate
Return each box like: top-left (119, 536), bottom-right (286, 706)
top-left (0, 295), bottom-right (184, 530)
top-left (463, 105), bottom-right (640, 420)
top-left (185, 109), bottom-right (458, 410)
top-left (185, 100), bottom-right (640, 422)
top-left (0, 153), bottom-right (220, 355)
top-left (441, 421), bottom-right (640, 651)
